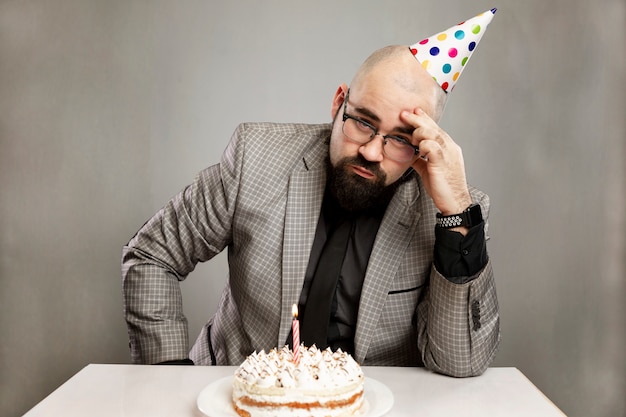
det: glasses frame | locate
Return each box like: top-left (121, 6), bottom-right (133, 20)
top-left (341, 91), bottom-right (419, 162)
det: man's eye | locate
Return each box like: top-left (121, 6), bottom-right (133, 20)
top-left (388, 135), bottom-right (411, 145)
top-left (355, 119), bottom-right (373, 131)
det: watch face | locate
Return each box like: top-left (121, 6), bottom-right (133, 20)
top-left (467, 204), bottom-right (483, 227)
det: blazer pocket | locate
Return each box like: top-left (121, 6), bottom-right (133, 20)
top-left (207, 324), bottom-right (217, 366)
top-left (388, 283), bottom-right (425, 295)
top-left (387, 270), bottom-right (427, 295)
top-left (377, 285), bottom-right (422, 356)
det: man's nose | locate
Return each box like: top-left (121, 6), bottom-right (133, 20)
top-left (358, 135), bottom-right (385, 162)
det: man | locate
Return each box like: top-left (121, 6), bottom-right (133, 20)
top-left (122, 10), bottom-right (500, 377)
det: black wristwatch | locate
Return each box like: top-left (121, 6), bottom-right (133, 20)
top-left (436, 203), bottom-right (483, 229)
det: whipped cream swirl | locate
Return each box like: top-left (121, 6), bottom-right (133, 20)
top-left (234, 345), bottom-right (363, 389)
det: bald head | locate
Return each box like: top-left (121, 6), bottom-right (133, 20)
top-left (350, 45), bottom-right (447, 121)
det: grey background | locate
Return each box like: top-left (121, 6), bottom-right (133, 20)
top-left (1, 1), bottom-right (624, 416)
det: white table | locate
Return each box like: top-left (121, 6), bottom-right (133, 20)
top-left (23, 364), bottom-right (566, 416)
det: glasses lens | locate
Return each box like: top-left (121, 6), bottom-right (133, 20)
top-left (343, 116), bottom-right (416, 162)
top-left (384, 137), bottom-right (416, 162)
top-left (343, 117), bottom-right (374, 143)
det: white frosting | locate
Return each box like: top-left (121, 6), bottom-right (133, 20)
top-left (233, 345), bottom-right (364, 417)
top-left (234, 345), bottom-right (363, 391)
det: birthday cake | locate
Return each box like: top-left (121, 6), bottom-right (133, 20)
top-left (232, 345), bottom-right (364, 417)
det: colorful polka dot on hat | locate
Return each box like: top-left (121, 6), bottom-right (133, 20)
top-left (410, 8), bottom-right (497, 93)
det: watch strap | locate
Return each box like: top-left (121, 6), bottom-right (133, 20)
top-left (436, 203), bottom-right (483, 229)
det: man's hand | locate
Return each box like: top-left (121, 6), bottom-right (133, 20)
top-left (400, 108), bottom-right (472, 220)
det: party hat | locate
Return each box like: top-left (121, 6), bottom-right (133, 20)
top-left (409, 8), bottom-right (496, 93)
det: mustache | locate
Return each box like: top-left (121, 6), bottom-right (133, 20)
top-left (343, 154), bottom-right (384, 178)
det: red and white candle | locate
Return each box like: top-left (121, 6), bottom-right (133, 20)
top-left (291, 304), bottom-right (300, 364)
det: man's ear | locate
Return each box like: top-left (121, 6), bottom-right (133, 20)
top-left (330, 83), bottom-right (349, 120)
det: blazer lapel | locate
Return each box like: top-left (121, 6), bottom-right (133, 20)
top-left (278, 142), bottom-right (327, 347)
top-left (354, 178), bottom-right (421, 362)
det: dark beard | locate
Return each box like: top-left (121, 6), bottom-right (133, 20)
top-left (325, 154), bottom-right (408, 212)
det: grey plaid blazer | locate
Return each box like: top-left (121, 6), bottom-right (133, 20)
top-left (122, 122), bottom-right (500, 376)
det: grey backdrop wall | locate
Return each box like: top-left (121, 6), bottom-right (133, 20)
top-left (1, 1), bottom-right (624, 416)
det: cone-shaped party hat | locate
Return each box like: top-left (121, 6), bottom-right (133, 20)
top-left (409, 8), bottom-right (496, 93)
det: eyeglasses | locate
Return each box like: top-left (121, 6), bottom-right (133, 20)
top-left (341, 91), bottom-right (419, 163)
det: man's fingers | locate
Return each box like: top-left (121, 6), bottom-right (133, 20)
top-left (400, 109), bottom-right (448, 148)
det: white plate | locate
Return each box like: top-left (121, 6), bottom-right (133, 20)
top-left (197, 376), bottom-right (394, 417)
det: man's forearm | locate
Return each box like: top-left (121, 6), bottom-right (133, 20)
top-left (417, 260), bottom-right (500, 377)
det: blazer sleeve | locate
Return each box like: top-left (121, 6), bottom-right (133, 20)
top-left (121, 124), bottom-right (245, 364)
top-left (416, 192), bottom-right (500, 377)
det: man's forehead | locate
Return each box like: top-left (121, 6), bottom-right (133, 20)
top-left (346, 93), bottom-right (421, 135)
top-left (349, 78), bottom-right (438, 116)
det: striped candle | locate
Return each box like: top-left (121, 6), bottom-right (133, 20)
top-left (291, 304), bottom-right (300, 364)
